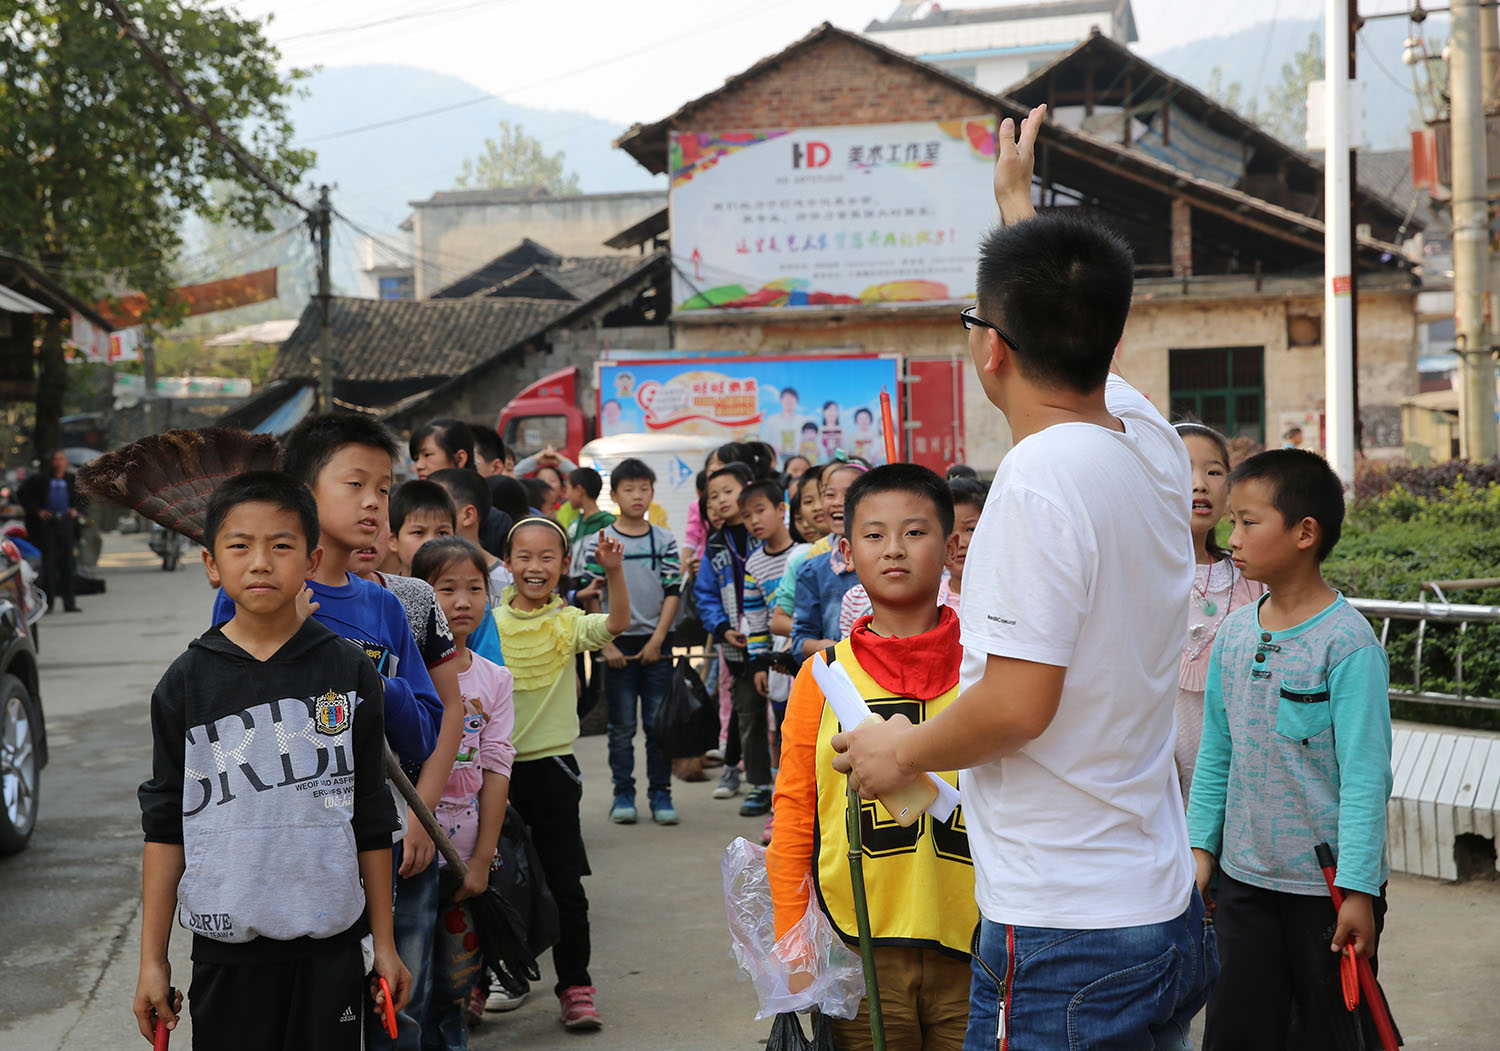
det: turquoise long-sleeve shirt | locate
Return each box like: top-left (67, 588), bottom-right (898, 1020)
top-left (1187, 593), bottom-right (1392, 897)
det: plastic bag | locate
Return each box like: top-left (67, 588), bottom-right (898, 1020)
top-left (722, 837), bottom-right (865, 1021)
top-left (655, 657), bottom-right (719, 759)
top-left (765, 1011), bottom-right (838, 1050)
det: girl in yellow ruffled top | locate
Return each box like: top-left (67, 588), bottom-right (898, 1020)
top-left (492, 516), bottom-right (628, 1030)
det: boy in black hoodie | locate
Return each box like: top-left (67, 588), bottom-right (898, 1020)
top-left (134, 473), bottom-right (410, 1050)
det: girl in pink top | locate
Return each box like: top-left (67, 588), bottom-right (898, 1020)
top-left (1173, 424), bottom-right (1265, 802)
top-left (413, 536), bottom-right (515, 1050)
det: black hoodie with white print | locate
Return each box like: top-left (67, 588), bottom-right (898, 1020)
top-left (139, 618), bottom-right (399, 963)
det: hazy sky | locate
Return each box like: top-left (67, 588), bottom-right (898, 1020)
top-left (233, 0), bottom-right (1424, 128)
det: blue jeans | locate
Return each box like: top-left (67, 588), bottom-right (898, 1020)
top-left (603, 636), bottom-right (673, 796)
top-left (964, 890), bottom-right (1218, 1051)
top-left (369, 839), bottom-right (440, 1051)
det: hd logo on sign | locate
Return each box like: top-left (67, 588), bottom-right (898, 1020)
top-left (791, 141), bottom-right (830, 169)
top-left (314, 689), bottom-right (351, 736)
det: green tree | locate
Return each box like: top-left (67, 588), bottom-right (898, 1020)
top-left (0, 0), bottom-right (312, 455)
top-left (453, 121), bottom-right (582, 195)
top-left (1262, 31), bottom-right (1325, 148)
top-left (1205, 66), bottom-right (1257, 124)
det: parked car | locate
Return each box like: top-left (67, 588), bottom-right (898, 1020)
top-left (0, 537), bottom-right (46, 854)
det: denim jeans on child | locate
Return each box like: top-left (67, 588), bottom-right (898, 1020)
top-left (368, 839), bottom-right (440, 1051)
top-left (963, 889), bottom-right (1218, 1051)
top-left (603, 635), bottom-right (674, 796)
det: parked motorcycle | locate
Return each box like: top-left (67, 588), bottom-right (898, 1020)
top-left (148, 522), bottom-right (185, 572)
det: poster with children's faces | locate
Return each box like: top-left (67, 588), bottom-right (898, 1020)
top-left (597, 355), bottom-right (900, 465)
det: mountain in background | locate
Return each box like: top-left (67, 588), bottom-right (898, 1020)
top-left (1146, 16), bottom-right (1439, 153)
top-left (288, 64), bottom-right (663, 252)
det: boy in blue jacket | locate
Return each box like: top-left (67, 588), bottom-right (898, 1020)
top-left (693, 464), bottom-right (770, 816)
top-left (1189, 449), bottom-right (1394, 1049)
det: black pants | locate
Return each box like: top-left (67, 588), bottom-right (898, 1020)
top-left (509, 754), bottom-right (591, 994)
top-left (37, 517), bottom-right (75, 610)
top-left (1204, 871), bottom-right (1391, 1051)
top-left (188, 940), bottom-right (365, 1050)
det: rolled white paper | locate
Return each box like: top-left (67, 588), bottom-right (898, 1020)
top-left (811, 654), bottom-right (962, 822)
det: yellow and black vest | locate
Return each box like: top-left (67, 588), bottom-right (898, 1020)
top-left (811, 640), bottom-right (976, 959)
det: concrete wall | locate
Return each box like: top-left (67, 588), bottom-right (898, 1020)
top-left (410, 191), bottom-right (666, 297)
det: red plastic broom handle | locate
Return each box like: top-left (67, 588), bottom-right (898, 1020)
top-left (880, 388), bottom-right (898, 464)
top-left (1314, 843), bottom-right (1400, 1051)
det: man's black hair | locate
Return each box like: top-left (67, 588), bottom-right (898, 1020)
top-left (487, 474), bottom-right (531, 521)
top-left (945, 463), bottom-right (978, 481)
top-left (205, 470), bottom-right (320, 553)
top-left (854, 407), bottom-right (873, 424)
top-left (738, 479), bottom-right (785, 508)
top-left (1228, 449), bottom-right (1345, 561)
top-left (409, 418), bottom-right (475, 468)
top-left (282, 414), bottom-right (401, 488)
top-left (843, 463), bottom-right (955, 539)
top-left (949, 477), bottom-right (989, 512)
top-left (708, 463), bottom-right (754, 488)
top-left (468, 424), bottom-right (506, 466)
top-left (390, 479), bottom-right (457, 533)
top-left (610, 458), bottom-right (656, 489)
top-left (430, 467), bottom-right (491, 522)
top-left (781, 387), bottom-right (798, 401)
top-left (976, 212), bottom-right (1134, 395)
top-left (567, 466), bottom-right (603, 500)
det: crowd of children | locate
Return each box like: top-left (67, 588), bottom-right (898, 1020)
top-left (132, 110), bottom-right (1397, 1051)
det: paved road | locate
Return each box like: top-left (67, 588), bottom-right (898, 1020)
top-left (0, 533), bottom-right (1497, 1048)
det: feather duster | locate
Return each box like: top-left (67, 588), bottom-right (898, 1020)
top-left (76, 428), bottom-right (282, 545)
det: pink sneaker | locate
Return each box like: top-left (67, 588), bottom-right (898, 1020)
top-left (559, 985), bottom-right (602, 1030)
top-left (761, 812), bottom-right (774, 846)
top-left (465, 984), bottom-right (485, 1027)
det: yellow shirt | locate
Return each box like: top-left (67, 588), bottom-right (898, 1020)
top-left (493, 588), bottom-right (617, 762)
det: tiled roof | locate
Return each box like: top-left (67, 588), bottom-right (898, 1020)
top-left (270, 295), bottom-right (574, 386)
top-left (431, 241), bottom-right (657, 303)
top-left (428, 239), bottom-right (562, 299)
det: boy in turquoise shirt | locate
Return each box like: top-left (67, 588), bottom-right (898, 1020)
top-left (1188, 448), bottom-right (1394, 1050)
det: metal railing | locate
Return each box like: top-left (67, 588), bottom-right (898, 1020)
top-left (1349, 579), bottom-right (1500, 711)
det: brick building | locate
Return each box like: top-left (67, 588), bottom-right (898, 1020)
top-left (614, 23), bottom-right (1425, 468)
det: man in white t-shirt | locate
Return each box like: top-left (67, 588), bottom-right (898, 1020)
top-left (832, 105), bottom-right (1216, 1049)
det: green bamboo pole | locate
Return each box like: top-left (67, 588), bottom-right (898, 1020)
top-left (846, 782), bottom-right (886, 1050)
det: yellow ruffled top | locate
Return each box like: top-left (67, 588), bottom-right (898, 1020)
top-left (493, 585), bottom-right (618, 762)
top-left (493, 587), bottom-right (574, 693)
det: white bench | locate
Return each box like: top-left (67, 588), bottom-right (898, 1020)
top-left (1388, 723), bottom-right (1500, 881)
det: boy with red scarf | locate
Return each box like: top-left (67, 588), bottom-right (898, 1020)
top-left (767, 465), bottom-right (974, 1051)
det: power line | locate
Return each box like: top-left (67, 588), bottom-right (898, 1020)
top-left (273, 0), bottom-right (505, 43)
top-left (302, 0), bottom-right (800, 144)
top-left (98, 0), bottom-right (309, 215)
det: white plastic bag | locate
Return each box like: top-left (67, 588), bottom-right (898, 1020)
top-left (722, 836), bottom-right (865, 1021)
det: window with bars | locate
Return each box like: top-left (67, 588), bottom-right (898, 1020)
top-left (1168, 346), bottom-right (1265, 442)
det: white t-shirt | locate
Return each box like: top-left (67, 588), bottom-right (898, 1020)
top-left (958, 375), bottom-right (1195, 930)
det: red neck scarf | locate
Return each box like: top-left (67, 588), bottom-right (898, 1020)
top-left (847, 605), bottom-right (962, 700)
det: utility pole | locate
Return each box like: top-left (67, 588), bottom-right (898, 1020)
top-left (1452, 0), bottom-right (1498, 460)
top-left (1323, 0), bottom-right (1356, 488)
top-left (1484, 3), bottom-right (1500, 108)
top-left (315, 185), bottom-right (334, 414)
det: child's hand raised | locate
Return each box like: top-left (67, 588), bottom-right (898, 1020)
top-left (594, 534), bottom-right (625, 572)
top-left (295, 584), bottom-right (321, 624)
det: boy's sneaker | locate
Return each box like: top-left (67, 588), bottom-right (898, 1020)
top-left (712, 766), bottom-right (741, 799)
top-left (486, 972), bottom-right (530, 1013)
top-left (609, 793), bottom-right (637, 824)
top-left (559, 985), bottom-right (603, 1030)
top-left (740, 786), bottom-right (772, 817)
top-left (650, 790), bottom-right (679, 825)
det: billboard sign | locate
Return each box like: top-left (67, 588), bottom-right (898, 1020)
top-left (597, 355), bottom-right (902, 465)
top-left (669, 117), bottom-right (997, 312)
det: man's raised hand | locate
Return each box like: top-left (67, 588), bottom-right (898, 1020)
top-left (994, 104), bottom-right (1046, 226)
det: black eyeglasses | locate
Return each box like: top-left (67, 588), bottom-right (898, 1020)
top-left (960, 305), bottom-right (1021, 354)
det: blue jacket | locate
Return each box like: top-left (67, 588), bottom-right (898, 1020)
top-left (789, 550), bottom-right (863, 660)
top-left (693, 524), bottom-right (766, 668)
